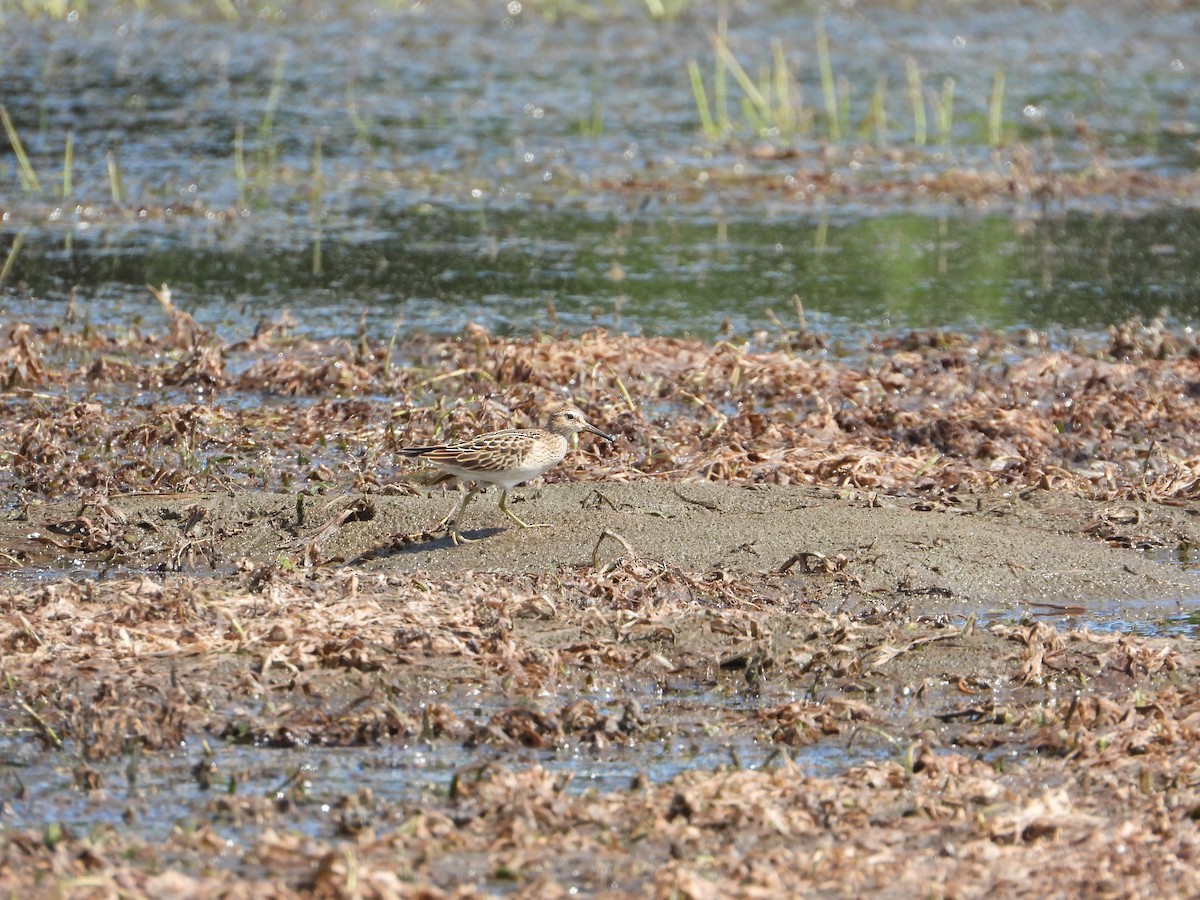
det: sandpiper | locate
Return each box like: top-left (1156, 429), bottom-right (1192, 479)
top-left (400, 403), bottom-right (615, 545)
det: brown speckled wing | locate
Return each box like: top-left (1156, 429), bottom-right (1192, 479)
top-left (408, 430), bottom-right (537, 472)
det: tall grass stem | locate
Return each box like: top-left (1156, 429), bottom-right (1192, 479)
top-left (906, 58), bottom-right (926, 146)
top-left (989, 70), bottom-right (1006, 147)
top-left (234, 123), bottom-right (247, 208)
top-left (62, 131), bottom-right (73, 198)
top-left (688, 59), bottom-right (719, 139)
top-left (1, 105), bottom-right (41, 194)
top-left (934, 77), bottom-right (955, 145)
top-left (712, 35), bottom-right (772, 125)
top-left (815, 18), bottom-right (840, 141)
top-left (0, 230), bottom-right (25, 286)
top-left (106, 149), bottom-right (122, 204)
top-left (715, 2), bottom-right (729, 133)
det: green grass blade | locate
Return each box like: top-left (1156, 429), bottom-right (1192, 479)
top-left (1, 105), bottom-right (41, 194)
top-left (712, 34), bottom-right (772, 125)
top-left (867, 73), bottom-right (888, 144)
top-left (934, 77), bottom-right (955, 145)
top-left (771, 39), bottom-right (794, 136)
top-left (233, 122), bottom-right (247, 208)
top-left (62, 131), bottom-right (73, 198)
top-left (688, 59), bottom-right (719, 140)
top-left (989, 70), bottom-right (1006, 147)
top-left (0, 229), bottom-right (26, 287)
top-left (837, 75), bottom-right (851, 141)
top-left (715, 3), bottom-right (728, 132)
top-left (346, 89), bottom-right (370, 145)
top-left (106, 149), bottom-right (122, 204)
top-left (259, 53), bottom-right (286, 173)
top-left (906, 57), bottom-right (926, 146)
top-left (815, 17), bottom-right (840, 141)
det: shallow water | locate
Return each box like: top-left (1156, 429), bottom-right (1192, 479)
top-left (5, 206), bottom-right (1200, 343)
top-left (0, 689), bottom-right (888, 846)
top-left (2, 1), bottom-right (1199, 341)
top-left (1021, 596), bottom-right (1200, 640)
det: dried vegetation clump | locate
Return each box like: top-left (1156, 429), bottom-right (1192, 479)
top-left (1, 570), bottom-right (1199, 895)
top-left (4, 310), bottom-right (1200, 505)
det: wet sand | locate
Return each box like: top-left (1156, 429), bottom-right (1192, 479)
top-left (8, 482), bottom-right (1198, 617)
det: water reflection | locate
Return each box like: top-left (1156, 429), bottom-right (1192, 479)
top-left (3, 207), bottom-right (1199, 342)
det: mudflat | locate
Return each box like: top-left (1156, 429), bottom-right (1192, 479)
top-left (8, 481), bottom-right (1198, 615)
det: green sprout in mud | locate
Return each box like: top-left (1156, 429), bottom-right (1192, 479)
top-left (259, 53), bottom-right (286, 171)
top-left (0, 230), bottom-right (26, 287)
top-left (642, 0), bottom-right (690, 21)
top-left (932, 77), bottom-right (956, 146)
top-left (2, 0), bottom-right (88, 16)
top-left (0, 0), bottom-right (242, 18)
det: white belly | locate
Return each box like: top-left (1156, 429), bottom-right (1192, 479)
top-left (436, 462), bottom-right (554, 491)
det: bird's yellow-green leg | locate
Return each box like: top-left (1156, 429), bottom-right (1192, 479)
top-left (448, 485), bottom-right (481, 545)
top-left (498, 489), bottom-right (551, 530)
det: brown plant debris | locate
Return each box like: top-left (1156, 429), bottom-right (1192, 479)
top-left (0, 570), bottom-right (1197, 896)
top-left (2, 317), bottom-right (1200, 896)
top-left (2, 319), bottom-right (1200, 506)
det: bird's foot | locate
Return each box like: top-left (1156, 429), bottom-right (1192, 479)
top-left (497, 491), bottom-right (552, 530)
top-left (502, 508), bottom-right (552, 530)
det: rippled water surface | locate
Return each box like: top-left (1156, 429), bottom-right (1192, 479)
top-left (5, 206), bottom-right (1200, 341)
top-left (2, 0), bottom-right (1198, 340)
top-left (0, 687), bottom-right (889, 845)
